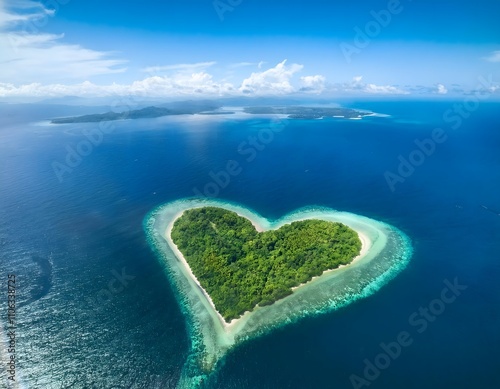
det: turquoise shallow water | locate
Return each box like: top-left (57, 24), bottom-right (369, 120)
top-left (0, 100), bottom-right (499, 388)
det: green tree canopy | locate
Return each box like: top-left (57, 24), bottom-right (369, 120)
top-left (171, 207), bottom-right (361, 321)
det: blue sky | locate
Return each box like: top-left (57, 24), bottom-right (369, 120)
top-left (1, 0), bottom-right (499, 99)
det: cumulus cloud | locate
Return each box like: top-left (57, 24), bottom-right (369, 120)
top-left (0, 61), bottom-right (303, 97)
top-left (0, 70), bottom-right (414, 98)
top-left (238, 60), bottom-right (304, 95)
top-left (0, 60), bottom-right (308, 98)
top-left (299, 75), bottom-right (326, 93)
top-left (0, 0), bottom-right (127, 84)
top-left (436, 83), bottom-right (448, 94)
top-left (483, 51), bottom-right (500, 63)
top-left (0, 72), bottom-right (236, 98)
top-left (1, 73), bottom-right (471, 99)
top-left (0, 41), bottom-right (448, 99)
top-left (127, 72), bottom-right (234, 96)
top-left (364, 83), bottom-right (409, 94)
top-left (343, 76), bottom-right (409, 95)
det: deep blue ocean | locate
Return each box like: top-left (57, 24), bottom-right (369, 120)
top-left (0, 100), bottom-right (499, 388)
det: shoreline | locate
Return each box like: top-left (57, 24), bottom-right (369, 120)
top-left (166, 210), bottom-right (234, 329)
top-left (291, 229), bottom-right (369, 291)
top-left (164, 207), bottom-right (372, 331)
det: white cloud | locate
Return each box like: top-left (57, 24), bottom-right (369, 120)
top-left (128, 72), bottom-right (234, 96)
top-left (142, 62), bottom-right (216, 75)
top-left (341, 76), bottom-right (409, 95)
top-left (238, 59), bottom-right (304, 95)
top-left (0, 0), bottom-right (127, 84)
top-left (483, 51), bottom-right (500, 63)
top-left (299, 75), bottom-right (326, 94)
top-left (0, 72), bottom-right (236, 98)
top-left (228, 62), bottom-right (260, 69)
top-left (0, 70), bottom-right (415, 98)
top-left (0, 42), bottom-right (455, 100)
top-left (364, 84), bottom-right (409, 94)
top-left (0, 61), bottom-right (306, 98)
top-left (228, 61), bottom-right (266, 69)
top-left (436, 83), bottom-right (448, 94)
top-left (0, 0), bottom-right (54, 28)
top-left (2, 74), bottom-right (476, 99)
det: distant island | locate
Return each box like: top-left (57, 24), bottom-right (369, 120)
top-left (50, 101), bottom-right (222, 124)
top-left (50, 103), bottom-right (370, 123)
top-left (243, 106), bottom-right (371, 119)
top-left (170, 206), bottom-right (361, 321)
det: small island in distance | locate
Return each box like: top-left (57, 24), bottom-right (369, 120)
top-left (170, 206), bottom-right (361, 321)
top-left (50, 101), bottom-right (371, 123)
top-left (50, 101), bottom-right (222, 123)
top-left (243, 106), bottom-right (371, 119)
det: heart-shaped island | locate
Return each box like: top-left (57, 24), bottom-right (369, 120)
top-left (145, 199), bottom-right (412, 387)
top-left (171, 207), bottom-right (362, 322)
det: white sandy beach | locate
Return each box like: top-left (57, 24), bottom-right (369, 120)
top-left (164, 209), bottom-right (372, 331)
top-left (166, 210), bottom-right (236, 329)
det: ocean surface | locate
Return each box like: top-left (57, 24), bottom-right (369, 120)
top-left (0, 100), bottom-right (499, 388)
